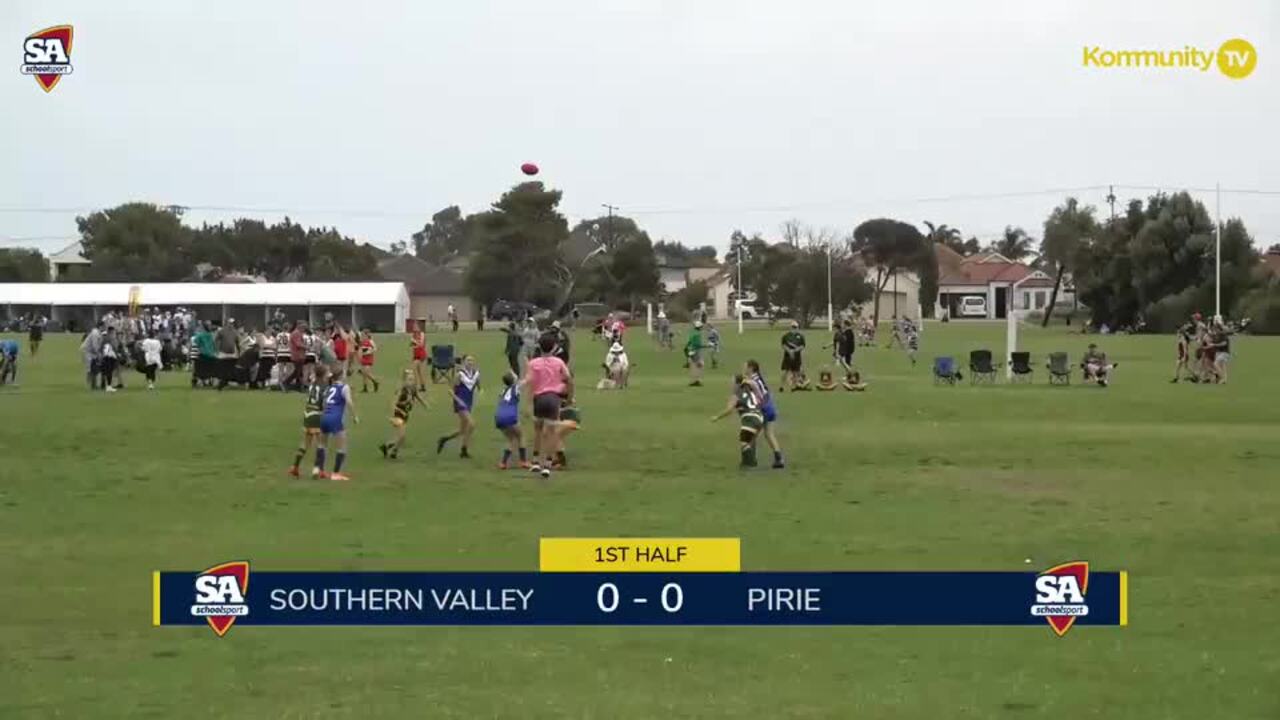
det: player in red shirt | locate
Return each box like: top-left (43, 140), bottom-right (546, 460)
top-left (331, 323), bottom-right (350, 377)
top-left (357, 329), bottom-right (380, 392)
top-left (410, 321), bottom-right (427, 390)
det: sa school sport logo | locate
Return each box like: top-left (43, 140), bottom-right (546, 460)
top-left (191, 561), bottom-right (250, 637)
top-left (21, 25), bottom-right (74, 93)
top-left (1031, 561), bottom-right (1089, 636)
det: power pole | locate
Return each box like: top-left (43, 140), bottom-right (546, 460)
top-left (1106, 185), bottom-right (1116, 222)
top-left (601, 203), bottom-right (618, 250)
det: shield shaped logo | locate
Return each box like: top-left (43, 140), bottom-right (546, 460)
top-left (21, 25), bottom-right (75, 93)
top-left (1036, 561), bottom-right (1089, 637)
top-left (192, 561), bottom-right (250, 637)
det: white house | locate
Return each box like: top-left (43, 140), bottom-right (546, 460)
top-left (936, 246), bottom-right (1069, 319)
top-left (48, 240), bottom-right (90, 281)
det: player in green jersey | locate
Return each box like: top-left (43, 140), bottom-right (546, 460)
top-left (684, 322), bottom-right (706, 387)
top-left (711, 374), bottom-right (764, 468)
top-left (288, 365), bottom-right (330, 478)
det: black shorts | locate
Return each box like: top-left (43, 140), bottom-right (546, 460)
top-left (29, 328), bottom-right (43, 342)
top-left (837, 349), bottom-right (853, 365)
top-left (533, 392), bottom-right (562, 420)
top-left (781, 353), bottom-right (802, 372)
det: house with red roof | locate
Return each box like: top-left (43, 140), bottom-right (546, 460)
top-left (935, 245), bottom-right (1066, 319)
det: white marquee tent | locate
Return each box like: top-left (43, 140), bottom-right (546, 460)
top-left (0, 282), bottom-right (410, 332)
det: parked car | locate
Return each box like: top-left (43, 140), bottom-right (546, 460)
top-left (959, 296), bottom-right (988, 318)
top-left (570, 303), bottom-right (631, 327)
top-left (489, 299), bottom-right (547, 322)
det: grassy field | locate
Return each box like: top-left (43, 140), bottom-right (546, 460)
top-left (1, 321), bottom-right (1277, 719)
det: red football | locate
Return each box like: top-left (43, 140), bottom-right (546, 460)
top-left (520, 162), bottom-right (539, 176)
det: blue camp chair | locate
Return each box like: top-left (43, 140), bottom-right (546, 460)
top-left (933, 356), bottom-right (959, 385)
top-left (969, 349), bottom-right (998, 384)
top-left (430, 344), bottom-right (455, 384)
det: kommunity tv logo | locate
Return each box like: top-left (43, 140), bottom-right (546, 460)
top-left (1083, 38), bottom-right (1256, 79)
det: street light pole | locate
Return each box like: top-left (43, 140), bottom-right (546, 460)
top-left (736, 246), bottom-right (745, 335)
top-left (1214, 183), bottom-right (1222, 322)
top-left (826, 244), bottom-right (833, 332)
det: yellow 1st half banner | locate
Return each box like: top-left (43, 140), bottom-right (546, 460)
top-left (539, 538), bottom-right (741, 572)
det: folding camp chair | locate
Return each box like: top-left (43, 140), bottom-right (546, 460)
top-left (1047, 351), bottom-right (1071, 385)
top-left (932, 356), bottom-right (959, 385)
top-left (969, 349), bottom-right (998, 384)
top-left (1009, 351), bottom-right (1033, 383)
top-left (429, 344), bottom-right (456, 384)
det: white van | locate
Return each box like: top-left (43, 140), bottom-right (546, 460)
top-left (959, 296), bottom-right (988, 318)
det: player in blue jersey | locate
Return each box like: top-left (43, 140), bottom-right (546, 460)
top-left (318, 373), bottom-right (359, 480)
top-left (493, 371), bottom-right (528, 469)
top-left (0, 339), bottom-right (18, 385)
top-left (437, 355), bottom-right (479, 458)
top-left (745, 359), bottom-right (785, 469)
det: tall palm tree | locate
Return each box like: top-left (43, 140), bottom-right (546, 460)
top-left (923, 221), bottom-right (963, 252)
top-left (994, 226), bottom-right (1035, 261)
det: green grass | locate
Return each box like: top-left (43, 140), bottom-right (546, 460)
top-left (1, 322), bottom-right (1277, 719)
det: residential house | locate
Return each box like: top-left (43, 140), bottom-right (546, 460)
top-left (1262, 248), bottom-right (1280, 277)
top-left (48, 240), bottom-right (91, 281)
top-left (864, 269), bottom-right (921, 322)
top-left (656, 253), bottom-right (721, 294)
top-left (936, 245), bottom-right (1067, 319)
top-left (377, 254), bottom-right (475, 328)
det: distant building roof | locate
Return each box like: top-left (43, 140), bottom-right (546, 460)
top-left (940, 250), bottom-right (1034, 287)
top-left (935, 243), bottom-right (965, 276)
top-left (49, 240), bottom-right (90, 265)
top-left (377, 255), bottom-right (466, 295)
top-left (1263, 251), bottom-right (1280, 276)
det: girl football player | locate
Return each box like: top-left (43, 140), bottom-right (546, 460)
top-left (437, 355), bottom-right (479, 458)
top-left (358, 329), bottom-right (380, 392)
top-left (494, 371), bottom-right (528, 469)
top-left (380, 370), bottom-right (427, 460)
top-left (711, 374), bottom-right (764, 468)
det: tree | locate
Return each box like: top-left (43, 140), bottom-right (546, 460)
top-left (388, 240), bottom-right (409, 255)
top-left (412, 205), bottom-right (467, 265)
top-left (780, 219), bottom-right (804, 248)
top-left (606, 234), bottom-right (660, 311)
top-left (1071, 191), bottom-right (1260, 331)
top-left (572, 215), bottom-right (647, 256)
top-left (916, 241), bottom-right (939, 318)
top-left (923, 221), bottom-right (964, 254)
top-left (188, 218), bottom-right (377, 281)
top-left (77, 203), bottom-right (194, 281)
top-left (772, 240), bottom-right (872, 328)
top-left (653, 240), bottom-right (718, 267)
top-left (992, 226), bottom-right (1035, 261)
top-left (1039, 198), bottom-right (1098, 326)
top-left (464, 182), bottom-right (571, 310)
top-left (851, 218), bottom-right (927, 327)
top-left (0, 248), bottom-right (50, 282)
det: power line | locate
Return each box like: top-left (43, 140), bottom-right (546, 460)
top-left (1, 183), bottom-right (1279, 220)
top-left (617, 185), bottom-right (1119, 216)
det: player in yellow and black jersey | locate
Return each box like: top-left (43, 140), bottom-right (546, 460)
top-left (380, 370), bottom-right (428, 460)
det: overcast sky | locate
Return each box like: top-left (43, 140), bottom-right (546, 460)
top-left (3, 0), bottom-right (1278, 256)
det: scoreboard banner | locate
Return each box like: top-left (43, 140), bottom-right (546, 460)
top-left (155, 540), bottom-right (1128, 637)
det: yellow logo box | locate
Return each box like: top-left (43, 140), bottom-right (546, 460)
top-left (539, 538), bottom-right (741, 572)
